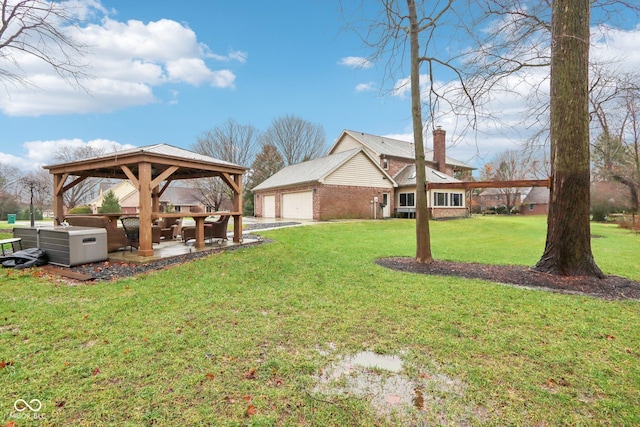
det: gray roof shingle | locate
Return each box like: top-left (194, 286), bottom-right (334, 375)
top-left (394, 164), bottom-right (462, 187)
top-left (340, 130), bottom-right (473, 170)
top-left (252, 149), bottom-right (362, 191)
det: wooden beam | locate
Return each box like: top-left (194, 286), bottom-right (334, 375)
top-left (426, 179), bottom-right (550, 190)
top-left (220, 172), bottom-right (241, 194)
top-left (54, 173), bottom-right (69, 196)
top-left (157, 179), bottom-right (174, 198)
top-left (138, 162), bottom-right (153, 257)
top-left (62, 175), bottom-right (88, 193)
top-left (150, 166), bottom-right (179, 189)
top-left (121, 165), bottom-right (139, 187)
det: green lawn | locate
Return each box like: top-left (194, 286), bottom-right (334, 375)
top-left (1, 216), bottom-right (639, 426)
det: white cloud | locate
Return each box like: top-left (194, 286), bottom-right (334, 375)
top-left (355, 82), bottom-right (375, 92)
top-left (0, 13), bottom-right (244, 117)
top-left (338, 56), bottom-right (373, 69)
top-left (0, 138), bottom-right (136, 171)
top-left (592, 25), bottom-right (640, 71)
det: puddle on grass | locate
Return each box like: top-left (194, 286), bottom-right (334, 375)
top-left (313, 349), bottom-right (486, 424)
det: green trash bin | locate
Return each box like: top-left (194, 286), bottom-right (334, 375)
top-left (7, 214), bottom-right (16, 224)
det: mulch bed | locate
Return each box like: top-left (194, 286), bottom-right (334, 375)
top-left (61, 237), bottom-right (267, 282)
top-left (375, 257), bottom-right (640, 300)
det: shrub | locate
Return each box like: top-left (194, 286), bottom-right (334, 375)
top-left (68, 205), bottom-right (92, 214)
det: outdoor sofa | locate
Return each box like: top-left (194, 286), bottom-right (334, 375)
top-left (181, 215), bottom-right (230, 243)
top-left (64, 215), bottom-right (161, 252)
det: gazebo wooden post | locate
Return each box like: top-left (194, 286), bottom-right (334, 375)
top-left (53, 173), bottom-right (65, 224)
top-left (138, 162), bottom-right (154, 257)
top-left (152, 186), bottom-right (160, 213)
top-left (233, 173), bottom-right (243, 242)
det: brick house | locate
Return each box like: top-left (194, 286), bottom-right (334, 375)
top-left (90, 182), bottom-right (206, 214)
top-left (252, 129), bottom-right (474, 220)
top-left (519, 187), bottom-right (550, 215)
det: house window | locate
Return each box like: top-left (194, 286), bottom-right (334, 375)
top-left (382, 158), bottom-right (389, 170)
top-left (175, 206), bottom-right (181, 213)
top-left (450, 193), bottom-right (463, 207)
top-left (206, 205), bottom-right (214, 213)
top-left (433, 192), bottom-right (448, 207)
top-left (399, 192), bottom-right (415, 207)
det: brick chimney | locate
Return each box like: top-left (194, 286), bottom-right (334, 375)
top-left (433, 127), bottom-right (447, 173)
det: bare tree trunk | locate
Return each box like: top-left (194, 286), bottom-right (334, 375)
top-left (408, 0), bottom-right (432, 264)
top-left (534, 0), bottom-right (604, 277)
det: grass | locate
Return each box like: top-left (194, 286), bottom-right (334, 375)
top-left (1, 216), bottom-right (639, 425)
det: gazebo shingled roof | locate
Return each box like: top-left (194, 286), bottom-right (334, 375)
top-left (44, 143), bottom-right (247, 257)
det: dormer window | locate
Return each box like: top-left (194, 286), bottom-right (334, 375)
top-left (382, 158), bottom-right (389, 170)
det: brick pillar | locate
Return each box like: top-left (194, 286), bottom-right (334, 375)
top-left (433, 127), bottom-right (446, 173)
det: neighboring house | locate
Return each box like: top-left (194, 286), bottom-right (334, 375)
top-left (519, 187), bottom-right (550, 215)
top-left (90, 182), bottom-right (205, 214)
top-left (473, 187), bottom-right (524, 213)
top-left (252, 128), bottom-right (474, 220)
top-left (90, 181), bottom-right (137, 214)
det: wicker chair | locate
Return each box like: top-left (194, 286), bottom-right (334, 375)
top-left (120, 217), bottom-right (140, 251)
top-left (120, 217), bottom-right (163, 250)
top-left (157, 217), bottom-right (182, 240)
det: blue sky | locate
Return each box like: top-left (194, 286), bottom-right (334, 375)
top-left (0, 1), bottom-right (639, 173)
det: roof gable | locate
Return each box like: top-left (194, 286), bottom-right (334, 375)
top-left (253, 148), bottom-right (394, 191)
top-left (394, 164), bottom-right (462, 187)
top-left (329, 130), bottom-right (474, 170)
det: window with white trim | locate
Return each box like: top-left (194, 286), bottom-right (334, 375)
top-left (399, 192), bottom-right (415, 207)
top-left (450, 193), bottom-right (463, 207)
top-left (433, 192), bottom-right (448, 206)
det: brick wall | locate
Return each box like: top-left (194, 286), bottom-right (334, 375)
top-left (429, 207), bottom-right (468, 219)
top-left (385, 157), bottom-right (414, 177)
top-left (520, 203), bottom-right (548, 215)
top-left (316, 184), bottom-right (394, 220)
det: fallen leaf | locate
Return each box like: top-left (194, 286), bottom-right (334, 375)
top-left (606, 334), bottom-right (616, 340)
top-left (245, 404), bottom-right (256, 417)
top-left (84, 314), bottom-right (89, 319)
top-left (6, 421), bottom-right (16, 427)
top-left (243, 394), bottom-right (252, 402)
top-left (92, 367), bottom-right (101, 375)
top-left (223, 396), bottom-right (236, 404)
top-left (206, 373), bottom-right (215, 380)
top-left (413, 388), bottom-right (424, 409)
top-left (244, 367), bottom-right (257, 380)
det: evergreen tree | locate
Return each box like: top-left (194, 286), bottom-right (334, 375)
top-left (99, 190), bottom-right (121, 214)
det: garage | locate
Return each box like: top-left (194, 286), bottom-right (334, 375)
top-left (282, 191), bottom-right (313, 219)
top-left (263, 195), bottom-right (276, 218)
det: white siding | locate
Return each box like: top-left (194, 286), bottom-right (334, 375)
top-left (331, 134), bottom-right (361, 153)
top-left (282, 191), bottom-right (313, 219)
top-left (323, 152), bottom-right (394, 188)
top-left (263, 195), bottom-right (276, 218)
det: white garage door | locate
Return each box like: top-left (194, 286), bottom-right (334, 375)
top-left (263, 195), bottom-right (276, 218)
top-left (282, 191), bottom-right (313, 219)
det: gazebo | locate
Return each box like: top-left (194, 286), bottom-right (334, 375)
top-left (44, 144), bottom-right (247, 257)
